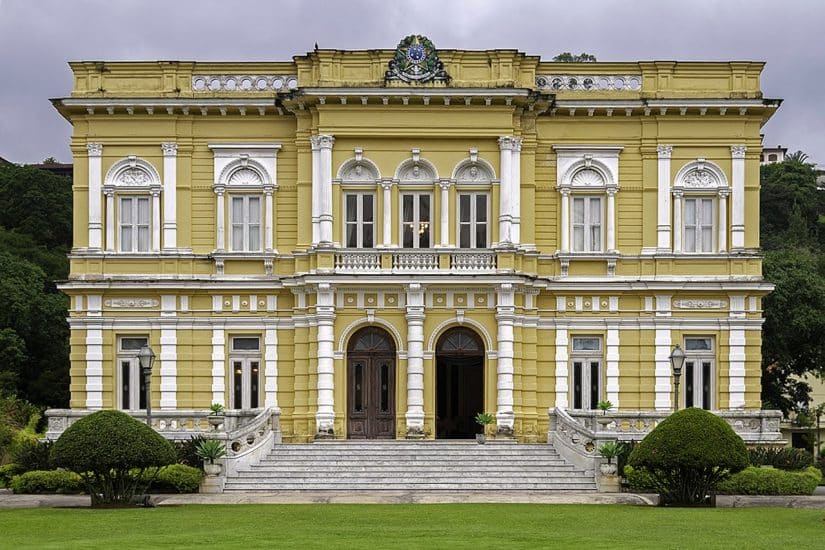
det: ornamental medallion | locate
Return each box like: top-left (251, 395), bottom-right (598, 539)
top-left (385, 35), bottom-right (449, 83)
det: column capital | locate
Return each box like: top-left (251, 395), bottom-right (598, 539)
top-left (379, 178), bottom-right (394, 191)
top-left (671, 188), bottom-right (684, 198)
top-left (559, 187), bottom-right (571, 197)
top-left (87, 143), bottom-right (103, 157)
top-left (718, 187), bottom-right (731, 198)
top-left (161, 142), bottom-right (178, 156)
top-left (436, 178), bottom-right (452, 191)
top-left (212, 183), bottom-right (226, 196)
top-left (311, 134), bottom-right (335, 150)
top-left (511, 137), bottom-right (523, 152)
top-left (498, 136), bottom-right (516, 151)
top-left (606, 186), bottom-right (618, 196)
top-left (656, 144), bottom-right (673, 159)
top-left (730, 144), bottom-right (747, 159)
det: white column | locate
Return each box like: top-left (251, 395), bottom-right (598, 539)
top-left (85, 324), bottom-right (103, 409)
top-left (381, 180), bottom-right (393, 247)
top-left (316, 135), bottom-right (335, 246)
top-left (554, 327), bottom-right (569, 409)
top-left (310, 137), bottom-right (320, 245)
top-left (151, 187), bottom-right (161, 252)
top-left (161, 142), bottom-right (177, 250)
top-left (654, 328), bottom-right (672, 410)
top-left (214, 185), bottom-right (225, 251)
top-left (672, 190), bottom-right (683, 253)
top-left (264, 185), bottom-right (274, 252)
top-left (606, 327), bottom-right (620, 407)
top-left (510, 138), bottom-right (522, 246)
top-left (104, 189), bottom-right (115, 252)
top-left (438, 180), bottom-right (451, 247)
top-left (606, 187), bottom-right (617, 253)
top-left (730, 145), bottom-right (746, 249)
top-left (718, 188), bottom-right (729, 253)
top-left (315, 283), bottom-right (336, 435)
top-left (87, 143), bottom-right (103, 249)
top-left (560, 188), bottom-right (571, 253)
top-left (159, 327), bottom-right (177, 410)
top-left (497, 136), bottom-right (513, 245)
top-left (405, 283), bottom-right (425, 436)
top-left (211, 326), bottom-right (226, 406)
top-left (728, 327), bottom-right (746, 409)
top-left (265, 321), bottom-right (279, 409)
top-left (495, 283), bottom-right (515, 433)
top-left (657, 145), bottom-right (673, 251)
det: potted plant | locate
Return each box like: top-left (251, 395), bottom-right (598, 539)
top-left (474, 412), bottom-right (495, 444)
top-left (207, 402), bottom-right (225, 430)
top-left (195, 439), bottom-right (226, 476)
top-left (598, 441), bottom-right (621, 475)
top-left (596, 400), bottom-right (613, 426)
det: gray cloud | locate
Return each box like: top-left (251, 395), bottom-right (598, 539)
top-left (0, 0), bottom-right (821, 163)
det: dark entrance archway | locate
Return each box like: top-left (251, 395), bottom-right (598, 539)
top-left (347, 326), bottom-right (396, 439)
top-left (436, 326), bottom-right (485, 439)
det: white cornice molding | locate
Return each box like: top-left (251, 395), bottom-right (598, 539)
top-left (299, 87), bottom-right (534, 97)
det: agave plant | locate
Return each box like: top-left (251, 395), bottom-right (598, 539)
top-left (195, 439), bottom-right (226, 464)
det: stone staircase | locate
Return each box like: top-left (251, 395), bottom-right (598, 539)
top-left (224, 440), bottom-right (596, 492)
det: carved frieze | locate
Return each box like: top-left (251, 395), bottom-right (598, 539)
top-left (104, 298), bottom-right (159, 308)
top-left (672, 299), bottom-right (727, 309)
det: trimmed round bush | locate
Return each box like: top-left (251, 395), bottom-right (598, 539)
top-left (628, 408), bottom-right (748, 505)
top-left (10, 470), bottom-right (84, 494)
top-left (717, 466), bottom-right (822, 495)
top-left (51, 410), bottom-right (176, 506)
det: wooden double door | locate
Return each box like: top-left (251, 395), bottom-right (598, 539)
top-left (347, 328), bottom-right (396, 439)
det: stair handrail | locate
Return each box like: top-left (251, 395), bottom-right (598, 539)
top-left (548, 406), bottom-right (600, 472)
top-left (217, 407), bottom-right (282, 478)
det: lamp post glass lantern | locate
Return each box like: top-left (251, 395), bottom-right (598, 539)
top-left (137, 344), bottom-right (155, 425)
top-left (669, 344), bottom-right (686, 411)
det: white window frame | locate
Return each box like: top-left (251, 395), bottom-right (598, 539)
top-left (117, 336), bottom-right (148, 410)
top-left (400, 192), bottom-right (432, 249)
top-left (343, 192), bottom-right (375, 248)
top-left (229, 336), bottom-right (262, 410)
top-left (569, 336), bottom-right (603, 410)
top-left (229, 194), bottom-right (263, 252)
top-left (571, 195), bottom-right (604, 253)
top-left (457, 192), bottom-right (490, 249)
top-left (682, 196), bottom-right (715, 253)
top-left (683, 336), bottom-right (715, 410)
top-left (118, 195), bottom-right (152, 253)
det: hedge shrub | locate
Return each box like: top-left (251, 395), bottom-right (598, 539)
top-left (717, 466), bottom-right (822, 495)
top-left (51, 410), bottom-right (176, 506)
top-left (0, 463), bottom-right (23, 487)
top-left (12, 439), bottom-right (53, 472)
top-left (628, 408), bottom-right (749, 505)
top-left (624, 465), bottom-right (657, 492)
top-left (174, 435), bottom-right (206, 469)
top-left (748, 447), bottom-right (813, 470)
top-left (10, 470), bottom-right (84, 494)
top-left (145, 464), bottom-right (203, 493)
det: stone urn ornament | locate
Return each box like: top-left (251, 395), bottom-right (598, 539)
top-left (207, 402), bottom-right (225, 430)
top-left (196, 438), bottom-right (227, 476)
top-left (598, 441), bottom-right (621, 475)
top-left (596, 400), bottom-right (614, 427)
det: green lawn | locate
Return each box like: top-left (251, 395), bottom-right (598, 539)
top-left (0, 504), bottom-right (822, 549)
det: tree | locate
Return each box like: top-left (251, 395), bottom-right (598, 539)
top-left (552, 52), bottom-right (597, 63)
top-left (0, 164), bottom-right (72, 249)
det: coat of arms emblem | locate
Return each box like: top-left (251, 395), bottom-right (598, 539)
top-left (385, 35), bottom-right (450, 83)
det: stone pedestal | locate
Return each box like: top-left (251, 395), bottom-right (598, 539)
top-left (597, 470), bottom-right (621, 493)
top-left (200, 474), bottom-right (225, 494)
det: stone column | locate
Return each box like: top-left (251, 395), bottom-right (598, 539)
top-left (672, 190), bottom-right (683, 253)
top-left (214, 185), bottom-right (225, 251)
top-left (316, 135), bottom-right (335, 246)
top-left (730, 145), bottom-right (746, 249)
top-left (654, 294), bottom-right (673, 410)
top-left (264, 318), bottom-right (279, 409)
top-left (161, 142), bottom-right (178, 250)
top-left (511, 138), bottom-right (522, 246)
top-left (554, 327), bottom-right (569, 409)
top-left (151, 187), bottom-right (161, 252)
top-left (657, 145), bottom-right (673, 251)
top-left (104, 188), bottom-right (115, 252)
top-left (85, 310), bottom-right (104, 410)
top-left (605, 327), bottom-right (620, 407)
top-left (497, 137), bottom-right (513, 245)
top-left (405, 283), bottom-right (425, 437)
top-left (315, 283), bottom-right (336, 436)
top-left (495, 283), bottom-right (515, 435)
top-left (310, 137), bottom-right (321, 245)
top-left (87, 143), bottom-right (103, 250)
top-left (264, 184), bottom-right (275, 252)
top-left (718, 188), bottom-right (729, 253)
top-left (380, 179), bottom-right (393, 247)
top-left (606, 187), bottom-right (617, 253)
top-left (559, 188), bottom-right (571, 253)
top-left (211, 325), bottom-right (226, 407)
top-left (728, 297), bottom-right (747, 409)
top-left (438, 179), bottom-right (451, 247)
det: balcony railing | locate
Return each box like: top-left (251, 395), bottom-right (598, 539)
top-left (333, 249), bottom-right (497, 274)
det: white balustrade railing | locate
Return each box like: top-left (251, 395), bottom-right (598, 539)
top-left (192, 74), bottom-right (298, 92)
top-left (451, 251), bottom-right (496, 271)
top-left (334, 249), bottom-right (496, 274)
top-left (536, 74), bottom-right (642, 92)
top-left (393, 251), bottom-right (439, 271)
top-left (334, 251), bottom-right (381, 272)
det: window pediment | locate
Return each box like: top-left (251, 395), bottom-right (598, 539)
top-left (395, 150), bottom-right (438, 183)
top-left (674, 159), bottom-right (728, 191)
top-left (453, 150), bottom-right (495, 184)
top-left (104, 156), bottom-right (161, 189)
top-left (336, 150), bottom-right (381, 183)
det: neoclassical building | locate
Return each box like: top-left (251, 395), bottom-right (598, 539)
top-left (51, 36), bottom-right (779, 443)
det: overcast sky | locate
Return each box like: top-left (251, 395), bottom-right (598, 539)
top-left (0, 0), bottom-right (822, 164)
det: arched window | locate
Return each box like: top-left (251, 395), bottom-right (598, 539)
top-left (436, 327), bottom-right (484, 356)
top-left (395, 151), bottom-right (438, 249)
top-left (452, 152), bottom-right (495, 249)
top-left (672, 159), bottom-right (730, 254)
top-left (348, 326), bottom-right (396, 353)
top-left (103, 156), bottom-right (162, 253)
top-left (337, 150), bottom-right (381, 248)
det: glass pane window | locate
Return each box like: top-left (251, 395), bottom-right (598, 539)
top-left (570, 336), bottom-right (602, 409)
top-left (232, 337), bottom-right (260, 351)
top-left (571, 196), bottom-right (603, 252)
top-left (229, 195), bottom-right (263, 252)
top-left (119, 196), bottom-right (151, 252)
top-left (344, 193), bottom-right (375, 248)
top-left (572, 337), bottom-right (601, 351)
top-left (401, 193), bottom-right (431, 248)
top-left (458, 193), bottom-right (489, 248)
top-left (684, 198), bottom-right (714, 253)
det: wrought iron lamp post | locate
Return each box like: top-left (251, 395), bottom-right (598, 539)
top-left (669, 344), bottom-right (686, 411)
top-left (137, 344), bottom-right (156, 426)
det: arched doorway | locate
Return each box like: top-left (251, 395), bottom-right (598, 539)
top-left (436, 327), bottom-right (485, 439)
top-left (347, 326), bottom-right (396, 439)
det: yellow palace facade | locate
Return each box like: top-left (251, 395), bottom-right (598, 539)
top-left (50, 37), bottom-right (779, 444)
